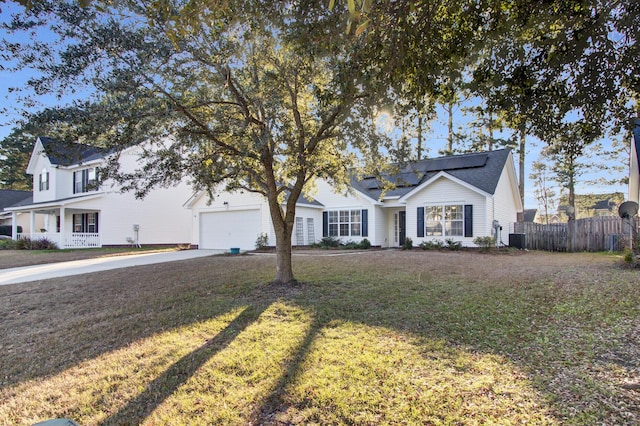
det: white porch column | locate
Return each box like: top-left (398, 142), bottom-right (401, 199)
top-left (30, 211), bottom-right (35, 237)
top-left (59, 206), bottom-right (66, 248)
top-left (11, 212), bottom-right (18, 240)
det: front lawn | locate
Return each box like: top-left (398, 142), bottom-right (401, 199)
top-left (0, 250), bottom-right (638, 425)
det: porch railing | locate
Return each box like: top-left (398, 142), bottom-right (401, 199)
top-left (17, 232), bottom-right (101, 249)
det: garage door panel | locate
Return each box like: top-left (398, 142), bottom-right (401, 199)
top-left (200, 210), bottom-right (260, 250)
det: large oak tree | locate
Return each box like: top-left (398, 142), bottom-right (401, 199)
top-left (2, 0), bottom-right (408, 284)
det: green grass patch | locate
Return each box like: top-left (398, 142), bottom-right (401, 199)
top-left (0, 251), bottom-right (638, 424)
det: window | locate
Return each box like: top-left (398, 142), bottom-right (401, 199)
top-left (72, 213), bottom-right (99, 233)
top-left (73, 214), bottom-right (84, 232)
top-left (39, 169), bottom-right (49, 191)
top-left (394, 213), bottom-right (399, 243)
top-left (295, 217), bottom-right (304, 245)
top-left (425, 204), bottom-right (463, 237)
top-left (73, 168), bottom-right (98, 194)
top-left (87, 213), bottom-right (98, 233)
top-left (307, 218), bottom-right (315, 244)
top-left (328, 209), bottom-right (361, 237)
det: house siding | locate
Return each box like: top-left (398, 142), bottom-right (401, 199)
top-left (189, 190), bottom-right (270, 248)
top-left (31, 153), bottom-right (55, 204)
top-left (404, 175), bottom-right (487, 247)
top-left (314, 179), bottom-right (382, 245)
top-left (492, 165), bottom-right (520, 244)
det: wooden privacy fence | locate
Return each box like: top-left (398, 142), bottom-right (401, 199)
top-left (512, 217), bottom-right (639, 252)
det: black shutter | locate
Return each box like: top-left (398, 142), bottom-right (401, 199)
top-left (361, 209), bottom-right (368, 237)
top-left (464, 204), bottom-right (473, 237)
top-left (73, 171), bottom-right (77, 194)
top-left (417, 207), bottom-right (425, 238)
top-left (83, 169), bottom-right (89, 192)
top-left (322, 212), bottom-right (328, 237)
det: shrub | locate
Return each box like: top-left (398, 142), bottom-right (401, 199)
top-left (340, 240), bottom-right (358, 249)
top-left (0, 239), bottom-right (17, 250)
top-left (473, 236), bottom-right (496, 252)
top-left (312, 236), bottom-right (341, 248)
top-left (358, 238), bottom-right (371, 249)
top-left (419, 240), bottom-right (443, 250)
top-left (623, 248), bottom-right (635, 264)
top-left (402, 237), bottom-right (413, 250)
top-left (444, 238), bottom-right (462, 251)
top-left (15, 237), bottom-right (59, 250)
top-left (255, 233), bottom-right (269, 249)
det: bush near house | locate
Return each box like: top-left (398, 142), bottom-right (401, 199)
top-left (473, 236), bottom-right (496, 252)
top-left (419, 240), bottom-right (444, 250)
top-left (14, 237), bottom-right (59, 250)
top-left (402, 237), bottom-right (413, 250)
top-left (312, 237), bottom-right (371, 249)
top-left (255, 233), bottom-right (269, 250)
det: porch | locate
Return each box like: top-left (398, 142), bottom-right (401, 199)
top-left (7, 195), bottom-right (103, 249)
top-left (17, 232), bottom-right (101, 249)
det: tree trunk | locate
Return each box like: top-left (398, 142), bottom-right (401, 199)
top-left (518, 126), bottom-right (526, 207)
top-left (269, 201), bottom-right (296, 285)
top-left (447, 101), bottom-right (453, 154)
top-left (417, 114), bottom-right (423, 160)
top-left (274, 228), bottom-right (295, 285)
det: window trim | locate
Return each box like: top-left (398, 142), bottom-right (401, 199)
top-left (424, 204), bottom-right (464, 237)
top-left (39, 168), bottom-right (49, 191)
top-left (73, 168), bottom-right (98, 194)
top-left (327, 209), bottom-right (362, 238)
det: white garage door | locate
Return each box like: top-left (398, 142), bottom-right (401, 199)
top-left (200, 209), bottom-right (261, 250)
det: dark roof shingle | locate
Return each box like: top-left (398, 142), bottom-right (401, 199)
top-left (0, 190), bottom-right (32, 212)
top-left (350, 149), bottom-right (511, 201)
top-left (39, 137), bottom-right (111, 166)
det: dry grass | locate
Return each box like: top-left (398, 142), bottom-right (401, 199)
top-left (0, 250), bottom-right (638, 425)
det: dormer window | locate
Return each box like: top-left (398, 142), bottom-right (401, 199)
top-left (39, 168), bottom-right (49, 191)
top-left (73, 167), bottom-right (98, 194)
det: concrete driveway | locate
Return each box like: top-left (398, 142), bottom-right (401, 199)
top-left (0, 250), bottom-right (224, 286)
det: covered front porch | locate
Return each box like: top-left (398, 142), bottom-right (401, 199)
top-left (7, 195), bottom-right (103, 249)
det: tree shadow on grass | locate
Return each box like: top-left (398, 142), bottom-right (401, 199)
top-left (100, 303), bottom-right (269, 426)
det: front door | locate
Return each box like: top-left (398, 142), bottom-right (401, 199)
top-left (398, 211), bottom-right (406, 246)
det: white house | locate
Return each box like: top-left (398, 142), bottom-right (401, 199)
top-left (186, 148), bottom-right (523, 249)
top-left (6, 137), bottom-right (193, 248)
top-left (7, 137), bottom-right (522, 250)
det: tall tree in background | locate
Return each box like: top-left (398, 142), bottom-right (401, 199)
top-left (0, 126), bottom-right (32, 190)
top-left (544, 122), bottom-right (602, 212)
top-left (529, 157), bottom-right (557, 224)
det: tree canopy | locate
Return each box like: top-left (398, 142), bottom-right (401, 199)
top-left (2, 0), bottom-right (402, 284)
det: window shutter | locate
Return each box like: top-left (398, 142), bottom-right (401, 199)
top-left (95, 212), bottom-right (99, 233)
top-left (417, 207), bottom-right (424, 238)
top-left (322, 212), bottom-right (328, 237)
top-left (361, 209), bottom-right (368, 237)
top-left (464, 205), bottom-right (473, 237)
top-left (73, 171), bottom-right (77, 194)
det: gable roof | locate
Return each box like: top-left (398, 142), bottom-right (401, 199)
top-left (523, 209), bottom-right (538, 222)
top-left (0, 190), bottom-right (32, 212)
top-left (350, 149), bottom-right (512, 201)
top-left (38, 137), bottom-right (111, 167)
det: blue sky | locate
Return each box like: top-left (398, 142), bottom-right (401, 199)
top-left (0, 1), bottom-right (629, 209)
